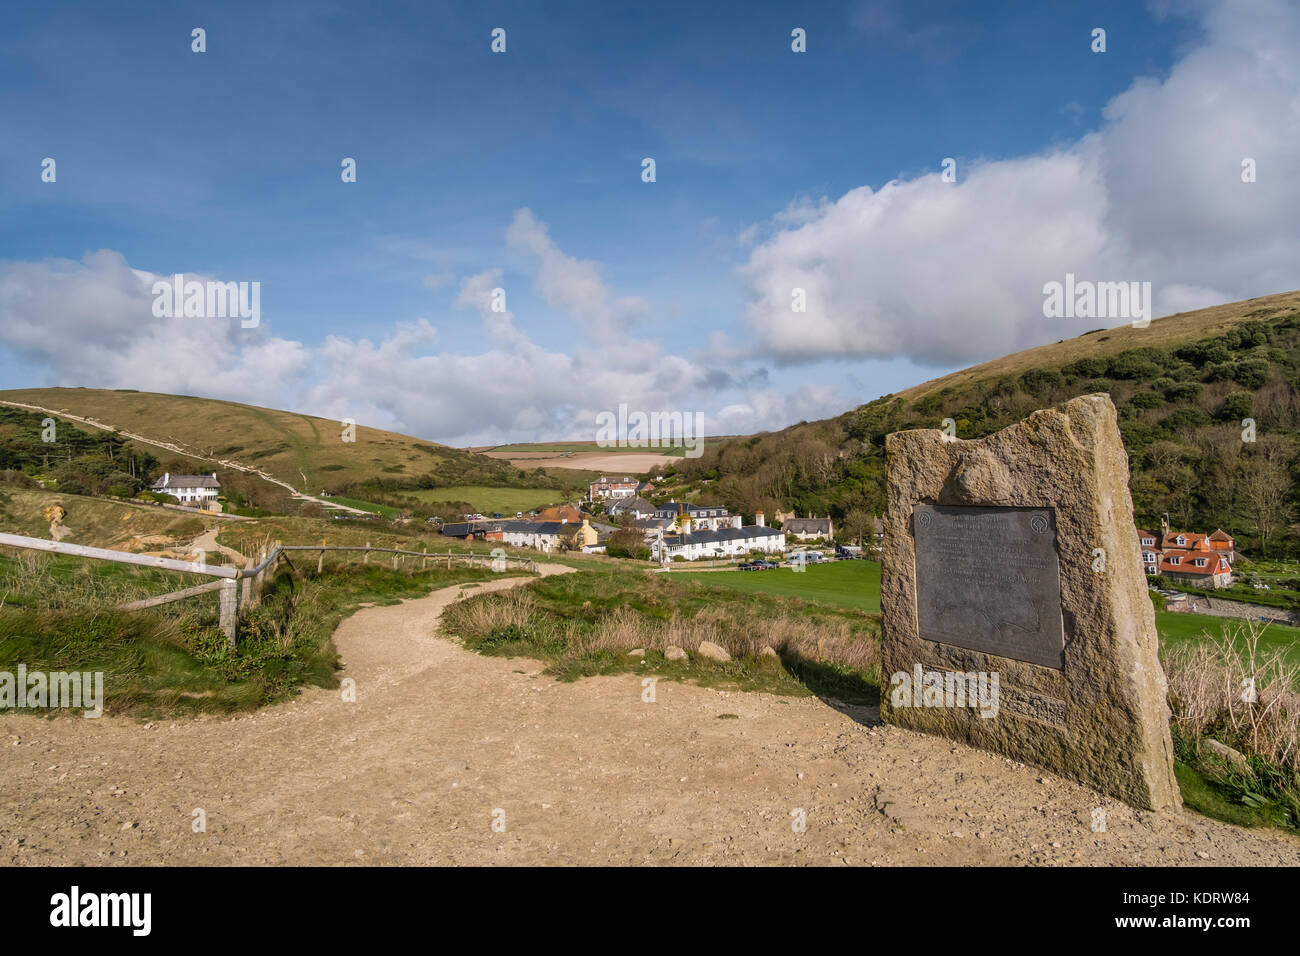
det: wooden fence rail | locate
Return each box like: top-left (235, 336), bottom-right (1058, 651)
top-left (0, 532), bottom-right (539, 648)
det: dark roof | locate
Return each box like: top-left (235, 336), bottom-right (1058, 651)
top-left (500, 521), bottom-right (574, 535)
top-left (440, 521), bottom-right (503, 537)
top-left (151, 474), bottom-right (220, 489)
top-left (627, 517), bottom-right (671, 530)
top-left (607, 495), bottom-right (656, 514)
top-left (655, 501), bottom-right (728, 516)
top-left (662, 526), bottom-right (783, 546)
top-left (784, 518), bottom-right (832, 533)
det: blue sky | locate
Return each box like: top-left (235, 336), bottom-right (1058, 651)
top-left (2, 0), bottom-right (1295, 446)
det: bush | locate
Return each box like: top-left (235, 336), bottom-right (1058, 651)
top-left (1131, 391), bottom-right (1165, 410)
top-left (1165, 381), bottom-right (1202, 401)
top-left (1018, 368), bottom-right (1063, 393)
top-left (1221, 391), bottom-right (1254, 422)
top-left (1064, 358), bottom-right (1108, 378)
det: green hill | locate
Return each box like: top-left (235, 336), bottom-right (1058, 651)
top-left (660, 290), bottom-right (1300, 558)
top-left (0, 387), bottom-right (516, 490)
top-left (0, 388), bottom-right (586, 517)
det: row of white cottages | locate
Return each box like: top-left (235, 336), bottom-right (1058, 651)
top-left (650, 515), bottom-right (785, 562)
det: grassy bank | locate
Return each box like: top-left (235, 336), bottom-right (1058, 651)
top-left (0, 550), bottom-right (525, 718)
top-left (1163, 624), bottom-right (1300, 830)
top-left (440, 568), bottom-right (881, 704)
top-left (396, 485), bottom-right (564, 515)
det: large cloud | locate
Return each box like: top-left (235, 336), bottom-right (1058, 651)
top-left (0, 242), bottom-right (822, 448)
top-left (0, 249), bottom-right (311, 405)
top-left (739, 0), bottom-right (1300, 366)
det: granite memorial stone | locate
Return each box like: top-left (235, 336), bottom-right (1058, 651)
top-left (880, 394), bottom-right (1182, 811)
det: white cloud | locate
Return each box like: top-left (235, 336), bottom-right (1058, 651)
top-left (0, 237), bottom-right (830, 447)
top-left (740, 0), bottom-right (1300, 366)
top-left (505, 207), bottom-right (651, 342)
top-left (0, 249), bottom-right (310, 406)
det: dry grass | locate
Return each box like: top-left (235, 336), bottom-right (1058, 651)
top-left (451, 591), bottom-right (879, 675)
top-left (1165, 622), bottom-right (1300, 773)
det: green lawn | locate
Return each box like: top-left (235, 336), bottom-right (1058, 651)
top-left (397, 485), bottom-right (565, 515)
top-left (1155, 610), bottom-right (1300, 670)
top-left (674, 560), bottom-right (881, 613)
top-left (323, 495), bottom-right (400, 517)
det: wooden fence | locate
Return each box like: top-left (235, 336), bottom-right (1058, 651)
top-left (0, 532), bottom-right (538, 647)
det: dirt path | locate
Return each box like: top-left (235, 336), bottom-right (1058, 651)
top-left (187, 528), bottom-right (248, 567)
top-left (3, 565), bottom-right (1299, 866)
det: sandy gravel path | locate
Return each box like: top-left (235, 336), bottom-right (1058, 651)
top-left (3, 564), bottom-right (1299, 866)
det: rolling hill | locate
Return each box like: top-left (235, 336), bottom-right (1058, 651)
top-left (0, 388), bottom-right (579, 514)
top-left (659, 290), bottom-right (1300, 558)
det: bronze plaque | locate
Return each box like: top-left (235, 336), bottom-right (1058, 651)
top-left (913, 504), bottom-right (1065, 669)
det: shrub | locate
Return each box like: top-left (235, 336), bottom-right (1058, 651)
top-left (1165, 381), bottom-right (1202, 401)
top-left (1221, 391), bottom-right (1254, 422)
top-left (1064, 358), bottom-right (1108, 378)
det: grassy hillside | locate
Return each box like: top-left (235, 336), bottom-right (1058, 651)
top-left (661, 290), bottom-right (1300, 557)
top-left (0, 486), bottom-right (223, 551)
top-left (0, 387), bottom-right (523, 491)
top-left (0, 387), bottom-right (581, 511)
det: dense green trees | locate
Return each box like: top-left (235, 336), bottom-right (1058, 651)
top-left (663, 310), bottom-right (1300, 557)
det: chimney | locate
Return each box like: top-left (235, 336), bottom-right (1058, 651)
top-left (756, 511), bottom-right (765, 527)
top-left (163, 472), bottom-right (169, 485)
top-left (682, 517), bottom-right (692, 535)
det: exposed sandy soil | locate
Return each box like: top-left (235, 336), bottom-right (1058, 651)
top-left (483, 451), bottom-right (677, 473)
top-left (4, 566), bottom-right (1300, 867)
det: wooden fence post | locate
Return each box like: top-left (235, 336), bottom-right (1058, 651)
top-left (421, 543), bottom-right (427, 570)
top-left (392, 552), bottom-right (399, 570)
top-left (219, 578), bottom-right (239, 648)
top-left (364, 542), bottom-right (370, 565)
top-left (317, 539), bottom-right (324, 574)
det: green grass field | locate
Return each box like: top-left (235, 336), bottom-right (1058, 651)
top-left (396, 485), bottom-right (565, 514)
top-left (1155, 610), bottom-right (1300, 669)
top-left (323, 495), bottom-right (401, 517)
top-left (674, 560), bottom-right (881, 613)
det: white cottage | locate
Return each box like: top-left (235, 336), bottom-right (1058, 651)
top-left (150, 472), bottom-right (221, 505)
top-left (652, 517), bottom-right (785, 562)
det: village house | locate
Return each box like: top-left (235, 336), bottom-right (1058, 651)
top-left (588, 476), bottom-right (639, 500)
top-left (1137, 519), bottom-right (1235, 589)
top-left (499, 518), bottom-right (597, 553)
top-left (534, 504), bottom-right (584, 523)
top-left (782, 515), bottom-right (834, 542)
top-left (606, 495), bottom-right (657, 520)
top-left (439, 520), bottom-right (505, 541)
top-left (150, 472), bottom-right (221, 509)
top-left (654, 500), bottom-right (737, 532)
top-left (651, 514), bottom-right (785, 562)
